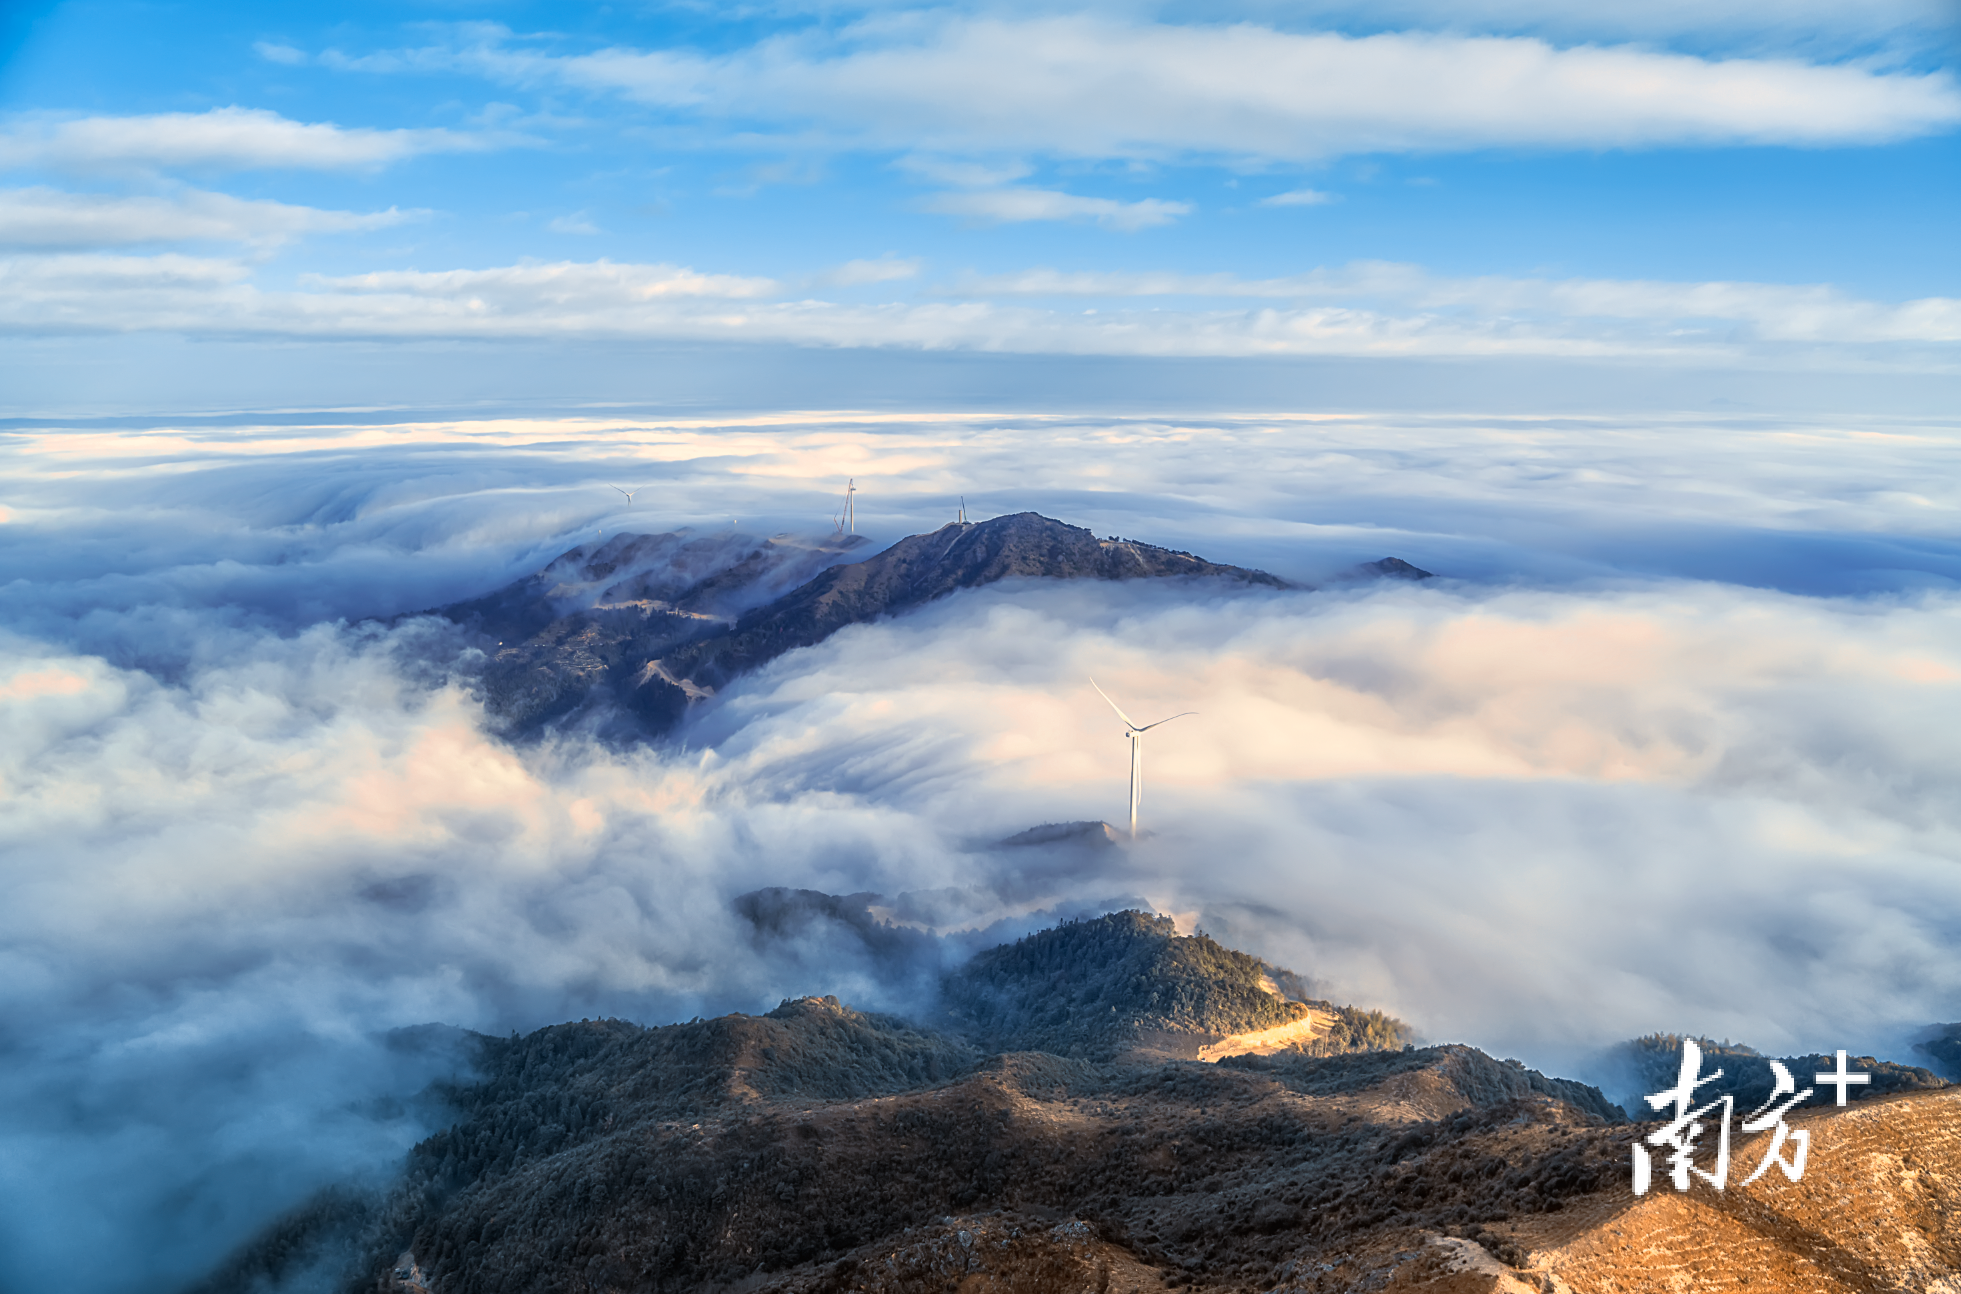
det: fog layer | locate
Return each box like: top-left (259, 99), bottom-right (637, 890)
top-left (2, 407), bottom-right (1957, 1291)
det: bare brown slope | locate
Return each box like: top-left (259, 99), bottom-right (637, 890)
top-left (1463, 1087), bottom-right (1961, 1294)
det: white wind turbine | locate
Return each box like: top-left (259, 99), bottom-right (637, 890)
top-left (611, 485), bottom-right (640, 505)
top-left (833, 478), bottom-right (857, 535)
top-left (1090, 677), bottom-right (1194, 840)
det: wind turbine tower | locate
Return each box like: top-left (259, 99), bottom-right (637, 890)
top-left (836, 479), bottom-right (857, 534)
top-left (1090, 677), bottom-right (1194, 840)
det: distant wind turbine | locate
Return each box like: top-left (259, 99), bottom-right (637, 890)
top-left (834, 478), bottom-right (857, 534)
top-left (1089, 677), bottom-right (1194, 840)
top-left (611, 485), bottom-right (640, 505)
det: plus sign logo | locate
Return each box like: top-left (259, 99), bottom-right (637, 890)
top-left (1814, 1050), bottom-right (1871, 1106)
top-left (1632, 1040), bottom-right (1869, 1194)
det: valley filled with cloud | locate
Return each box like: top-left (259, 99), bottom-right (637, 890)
top-left (4, 408), bottom-right (1960, 1289)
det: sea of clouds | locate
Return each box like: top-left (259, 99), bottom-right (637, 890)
top-left (3, 404), bottom-right (1960, 1291)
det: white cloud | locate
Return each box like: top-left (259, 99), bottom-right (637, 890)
top-left (252, 41), bottom-right (307, 66)
top-left (547, 210), bottom-right (602, 235)
top-left (947, 261), bottom-right (1961, 343)
top-left (309, 259), bottom-right (781, 304)
top-left (0, 252), bottom-right (1553, 350)
top-left (1259, 188), bottom-right (1337, 207)
top-left (1, 251), bottom-right (1956, 357)
top-left (895, 155), bottom-right (1033, 187)
top-left (919, 187), bottom-right (1192, 229)
top-left (0, 253), bottom-right (254, 335)
top-left (0, 187), bottom-right (412, 249)
top-left (495, 17), bottom-right (1961, 160)
top-left (1417, 272), bottom-right (1961, 341)
top-left (1223, 0), bottom-right (1958, 53)
top-left (3, 252), bottom-right (250, 289)
top-left (821, 256), bottom-right (921, 286)
top-left (0, 107), bottom-right (506, 174)
top-left (953, 266), bottom-right (1328, 296)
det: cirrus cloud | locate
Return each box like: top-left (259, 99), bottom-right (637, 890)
top-left (1259, 188), bottom-right (1338, 207)
top-left (0, 106), bottom-right (512, 174)
top-left (0, 186), bottom-right (414, 249)
top-left (309, 259), bottom-right (782, 302)
top-left (918, 186), bottom-right (1192, 229)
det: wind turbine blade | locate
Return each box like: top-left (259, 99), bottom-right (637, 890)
top-left (1136, 711), bottom-right (1196, 732)
top-left (1088, 676), bottom-right (1138, 730)
top-left (611, 485), bottom-right (631, 498)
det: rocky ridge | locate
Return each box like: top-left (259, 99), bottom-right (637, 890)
top-left (193, 914), bottom-right (1947, 1294)
top-left (434, 513), bottom-right (1424, 738)
top-left (643, 513), bottom-right (1287, 706)
top-left (439, 528), bottom-right (868, 731)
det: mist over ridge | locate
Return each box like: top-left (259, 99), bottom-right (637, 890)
top-left (3, 405), bottom-right (1961, 1293)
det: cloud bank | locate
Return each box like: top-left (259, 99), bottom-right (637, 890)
top-left (3, 407), bottom-right (1960, 1291)
top-left (918, 186), bottom-right (1192, 230)
top-left (0, 186), bottom-right (412, 250)
top-left (0, 107), bottom-right (510, 174)
top-left (3, 251), bottom-right (1958, 362)
top-left (1144, 0), bottom-right (1960, 52)
top-left (368, 17), bottom-right (1961, 160)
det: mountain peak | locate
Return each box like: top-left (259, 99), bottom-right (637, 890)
top-left (438, 513), bottom-right (1430, 741)
top-left (941, 910), bottom-right (1325, 1062)
top-left (647, 513), bottom-right (1287, 702)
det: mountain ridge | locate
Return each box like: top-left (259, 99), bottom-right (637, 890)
top-left (643, 513), bottom-right (1288, 703)
top-left (190, 911), bottom-right (1950, 1294)
top-left (432, 513), bottom-right (1426, 738)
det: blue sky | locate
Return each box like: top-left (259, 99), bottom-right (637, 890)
top-left (7, 11), bottom-right (1961, 1289)
top-left (1, 0), bottom-right (1957, 402)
